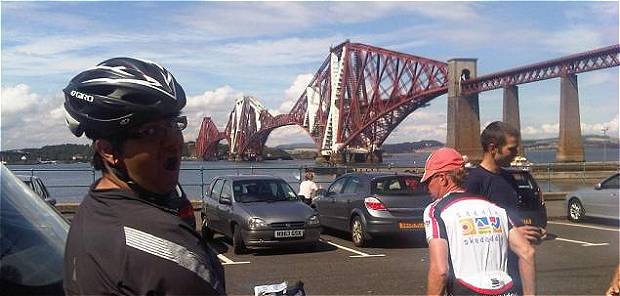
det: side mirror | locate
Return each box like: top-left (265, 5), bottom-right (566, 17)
top-left (316, 189), bottom-right (327, 196)
top-left (595, 183), bottom-right (602, 190)
top-left (219, 196), bottom-right (232, 205)
top-left (47, 198), bottom-right (57, 206)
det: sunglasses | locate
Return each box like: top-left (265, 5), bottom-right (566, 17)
top-left (125, 116), bottom-right (187, 140)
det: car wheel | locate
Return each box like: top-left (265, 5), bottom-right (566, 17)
top-left (568, 198), bottom-right (585, 222)
top-left (232, 225), bottom-right (247, 255)
top-left (201, 216), bottom-right (214, 241)
top-left (351, 216), bottom-right (370, 247)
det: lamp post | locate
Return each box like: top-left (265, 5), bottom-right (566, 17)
top-left (601, 126), bottom-right (609, 162)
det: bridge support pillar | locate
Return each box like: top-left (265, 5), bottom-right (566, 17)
top-left (447, 59), bottom-right (481, 161)
top-left (557, 74), bottom-right (584, 162)
top-left (502, 85), bottom-right (524, 156)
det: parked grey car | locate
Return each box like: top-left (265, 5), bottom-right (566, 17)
top-left (313, 172), bottom-right (431, 247)
top-left (566, 173), bottom-right (619, 222)
top-left (201, 175), bottom-right (321, 254)
top-left (16, 175), bottom-right (56, 206)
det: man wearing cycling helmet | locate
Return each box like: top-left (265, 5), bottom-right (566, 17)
top-left (62, 57), bottom-right (226, 295)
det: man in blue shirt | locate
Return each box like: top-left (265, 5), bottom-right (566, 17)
top-left (464, 121), bottom-right (544, 295)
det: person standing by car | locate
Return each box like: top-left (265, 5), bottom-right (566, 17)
top-left (62, 57), bottom-right (225, 295)
top-left (298, 171), bottom-right (319, 204)
top-left (464, 121), bottom-right (544, 295)
top-left (422, 148), bottom-right (536, 296)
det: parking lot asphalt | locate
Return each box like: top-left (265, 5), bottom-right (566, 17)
top-left (207, 218), bottom-right (619, 295)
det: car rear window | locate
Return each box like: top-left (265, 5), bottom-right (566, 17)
top-left (510, 172), bottom-right (535, 189)
top-left (371, 176), bottom-right (425, 195)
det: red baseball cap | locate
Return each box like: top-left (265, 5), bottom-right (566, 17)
top-left (421, 147), bottom-right (465, 183)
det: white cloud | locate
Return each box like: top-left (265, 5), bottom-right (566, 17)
top-left (175, 2), bottom-right (480, 40)
top-left (183, 86), bottom-right (244, 141)
top-left (540, 26), bottom-right (607, 54)
top-left (1, 84), bottom-right (83, 150)
top-left (212, 37), bottom-right (342, 67)
top-left (270, 73), bottom-right (314, 114)
top-left (384, 105), bottom-right (448, 143)
top-left (581, 71), bottom-right (617, 87)
top-left (581, 114), bottom-right (619, 137)
top-left (265, 125), bottom-right (314, 147)
top-left (521, 114), bottom-right (619, 139)
top-left (1, 84), bottom-right (39, 114)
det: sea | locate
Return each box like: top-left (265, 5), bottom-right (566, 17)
top-left (6, 148), bottom-right (618, 203)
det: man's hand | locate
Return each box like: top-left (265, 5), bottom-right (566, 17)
top-left (606, 265), bottom-right (620, 296)
top-left (516, 225), bottom-right (543, 245)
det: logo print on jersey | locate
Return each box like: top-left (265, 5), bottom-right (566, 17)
top-left (475, 217), bottom-right (492, 234)
top-left (459, 218), bottom-right (476, 235)
top-left (490, 216), bottom-right (503, 232)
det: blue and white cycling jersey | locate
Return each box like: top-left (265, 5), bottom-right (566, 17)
top-left (424, 192), bottom-right (518, 295)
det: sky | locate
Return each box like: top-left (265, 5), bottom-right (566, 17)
top-left (1, 1), bottom-right (619, 151)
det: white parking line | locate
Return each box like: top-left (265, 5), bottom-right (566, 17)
top-left (207, 244), bottom-right (251, 265)
top-left (320, 239), bottom-right (386, 258)
top-left (554, 237), bottom-right (610, 247)
top-left (548, 221), bottom-right (619, 232)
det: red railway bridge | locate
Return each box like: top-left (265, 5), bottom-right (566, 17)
top-left (196, 41), bottom-right (619, 163)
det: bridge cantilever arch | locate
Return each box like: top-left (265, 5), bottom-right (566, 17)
top-left (196, 41), bottom-right (620, 163)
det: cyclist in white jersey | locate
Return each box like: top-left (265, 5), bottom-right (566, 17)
top-left (421, 148), bottom-right (536, 296)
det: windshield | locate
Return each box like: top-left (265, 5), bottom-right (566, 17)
top-left (1, 165), bottom-right (68, 292)
top-left (371, 176), bottom-right (426, 195)
top-left (233, 179), bottom-right (298, 202)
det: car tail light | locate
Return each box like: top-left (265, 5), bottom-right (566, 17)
top-left (179, 203), bottom-right (195, 220)
top-left (364, 197), bottom-right (387, 211)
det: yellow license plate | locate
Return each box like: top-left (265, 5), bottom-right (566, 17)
top-left (399, 222), bottom-right (424, 229)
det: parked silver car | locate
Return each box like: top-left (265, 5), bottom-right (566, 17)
top-left (566, 173), bottom-right (619, 222)
top-left (1, 165), bottom-right (68, 295)
top-left (201, 175), bottom-right (321, 254)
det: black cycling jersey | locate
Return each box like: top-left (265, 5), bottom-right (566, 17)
top-left (64, 180), bottom-right (226, 295)
top-left (464, 166), bottom-right (521, 219)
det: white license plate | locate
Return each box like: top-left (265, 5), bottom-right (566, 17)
top-left (274, 229), bottom-right (304, 238)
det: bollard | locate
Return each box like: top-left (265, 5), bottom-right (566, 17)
top-left (200, 166), bottom-right (205, 200)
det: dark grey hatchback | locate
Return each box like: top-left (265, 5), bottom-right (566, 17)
top-left (314, 172), bottom-right (432, 247)
top-left (201, 175), bottom-right (321, 254)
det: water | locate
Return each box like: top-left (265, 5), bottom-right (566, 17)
top-left (7, 160), bottom-right (316, 203)
top-left (7, 147), bottom-right (617, 203)
top-left (383, 147), bottom-right (619, 166)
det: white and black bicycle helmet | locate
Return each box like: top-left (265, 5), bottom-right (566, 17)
top-left (63, 57), bottom-right (186, 139)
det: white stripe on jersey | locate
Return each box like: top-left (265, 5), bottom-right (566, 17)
top-left (123, 226), bottom-right (215, 284)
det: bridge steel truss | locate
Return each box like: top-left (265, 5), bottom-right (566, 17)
top-left (461, 44), bottom-right (620, 95)
top-left (195, 117), bottom-right (227, 160)
top-left (290, 42), bottom-right (450, 159)
top-left (196, 42), bottom-right (450, 161)
top-left (196, 42), bottom-right (619, 161)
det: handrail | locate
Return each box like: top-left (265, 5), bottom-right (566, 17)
top-left (8, 162), bottom-right (618, 202)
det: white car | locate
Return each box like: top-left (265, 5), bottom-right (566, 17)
top-left (566, 173), bottom-right (619, 222)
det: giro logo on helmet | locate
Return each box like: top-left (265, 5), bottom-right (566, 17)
top-left (70, 90), bottom-right (94, 102)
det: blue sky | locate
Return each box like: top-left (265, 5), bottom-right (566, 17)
top-left (1, 1), bottom-right (618, 150)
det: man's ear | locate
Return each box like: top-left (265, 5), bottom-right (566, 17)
top-left (94, 139), bottom-right (121, 168)
top-left (487, 143), bottom-right (498, 155)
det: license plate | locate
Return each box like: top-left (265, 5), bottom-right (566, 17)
top-left (399, 222), bottom-right (424, 229)
top-left (274, 229), bottom-right (304, 238)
